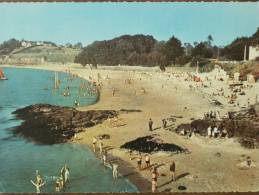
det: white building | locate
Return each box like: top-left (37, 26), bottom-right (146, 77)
top-left (249, 45), bottom-right (259, 61)
top-left (36, 41), bottom-right (44, 46)
top-left (21, 41), bottom-right (32, 48)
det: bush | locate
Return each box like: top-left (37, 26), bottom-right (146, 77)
top-left (190, 56), bottom-right (213, 72)
top-left (176, 55), bottom-right (192, 66)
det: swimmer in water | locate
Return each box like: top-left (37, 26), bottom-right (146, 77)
top-left (61, 164), bottom-right (70, 187)
top-left (110, 162), bottom-right (119, 181)
top-left (30, 179), bottom-right (45, 194)
top-left (59, 176), bottom-right (64, 190)
top-left (63, 164), bottom-right (70, 184)
top-left (35, 170), bottom-right (43, 187)
top-left (55, 178), bottom-right (61, 192)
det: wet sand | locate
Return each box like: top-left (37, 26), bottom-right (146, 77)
top-left (2, 63), bottom-right (259, 192)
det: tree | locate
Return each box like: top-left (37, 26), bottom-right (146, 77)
top-left (65, 43), bottom-right (72, 48)
top-left (163, 36), bottom-right (184, 65)
top-left (207, 35), bottom-right (213, 46)
top-left (0, 39), bottom-right (21, 56)
top-left (221, 37), bottom-right (249, 60)
top-left (191, 42), bottom-right (213, 59)
top-left (193, 42), bottom-right (198, 47)
top-left (74, 42), bottom-right (83, 49)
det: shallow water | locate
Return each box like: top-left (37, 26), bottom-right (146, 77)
top-left (0, 67), bottom-right (138, 193)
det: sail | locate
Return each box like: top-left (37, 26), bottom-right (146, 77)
top-left (0, 68), bottom-right (5, 78)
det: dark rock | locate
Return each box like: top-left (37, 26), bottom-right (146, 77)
top-left (119, 109), bottom-right (142, 113)
top-left (120, 135), bottom-right (186, 154)
top-left (175, 124), bottom-right (191, 134)
top-left (212, 100), bottom-right (223, 106)
top-left (190, 119), bottom-right (215, 136)
top-left (178, 185), bottom-right (187, 191)
top-left (12, 104), bottom-right (118, 144)
top-left (175, 105), bottom-right (259, 149)
top-left (215, 152), bottom-right (221, 157)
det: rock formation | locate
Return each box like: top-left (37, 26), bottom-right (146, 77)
top-left (12, 104), bottom-right (118, 144)
top-left (121, 135), bottom-right (187, 154)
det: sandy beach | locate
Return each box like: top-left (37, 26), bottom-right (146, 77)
top-left (3, 63), bottom-right (259, 193)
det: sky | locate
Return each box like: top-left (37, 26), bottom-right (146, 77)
top-left (0, 2), bottom-right (258, 47)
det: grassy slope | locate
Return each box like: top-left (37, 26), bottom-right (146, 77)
top-left (8, 45), bottom-right (81, 63)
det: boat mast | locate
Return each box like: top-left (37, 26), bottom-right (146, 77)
top-left (54, 72), bottom-right (58, 89)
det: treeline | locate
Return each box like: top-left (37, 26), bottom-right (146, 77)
top-left (222, 28), bottom-right (259, 61)
top-left (75, 28), bottom-right (259, 67)
top-left (74, 34), bottom-right (219, 67)
top-left (1, 27), bottom-right (258, 67)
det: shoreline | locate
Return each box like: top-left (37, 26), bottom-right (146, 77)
top-left (80, 142), bottom-right (151, 192)
top-left (2, 63), bottom-right (259, 192)
top-left (1, 64), bottom-right (150, 192)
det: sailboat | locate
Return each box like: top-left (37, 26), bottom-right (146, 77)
top-left (0, 68), bottom-right (7, 80)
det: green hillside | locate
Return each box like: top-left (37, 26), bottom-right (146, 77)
top-left (0, 45), bottom-right (81, 65)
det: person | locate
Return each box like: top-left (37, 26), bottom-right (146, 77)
top-left (31, 171), bottom-right (45, 194)
top-left (92, 137), bottom-right (97, 153)
top-left (170, 161), bottom-right (176, 181)
top-left (213, 127), bottom-right (218, 138)
top-left (221, 128), bottom-right (228, 138)
top-left (151, 167), bottom-right (159, 193)
top-left (145, 154), bottom-right (150, 169)
top-left (59, 176), bottom-right (64, 190)
top-left (112, 89), bottom-right (116, 96)
top-left (60, 164), bottom-right (69, 188)
top-left (103, 150), bottom-right (107, 166)
top-left (99, 139), bottom-right (103, 154)
top-left (137, 152), bottom-right (142, 171)
top-left (207, 126), bottom-right (212, 137)
top-left (35, 170), bottom-right (44, 187)
top-left (74, 99), bottom-right (79, 107)
top-left (64, 164), bottom-right (70, 184)
top-left (55, 178), bottom-right (61, 192)
top-left (111, 162), bottom-right (119, 181)
top-left (129, 149), bottom-right (133, 160)
top-left (211, 126), bottom-right (215, 137)
top-left (216, 111), bottom-right (221, 121)
top-left (162, 119), bottom-right (167, 129)
top-left (30, 179), bottom-right (45, 194)
top-left (149, 118), bottom-right (153, 131)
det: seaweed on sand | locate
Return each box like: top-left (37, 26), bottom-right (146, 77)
top-left (120, 135), bottom-right (187, 154)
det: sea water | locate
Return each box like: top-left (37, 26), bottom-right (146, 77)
top-left (0, 67), bottom-right (138, 193)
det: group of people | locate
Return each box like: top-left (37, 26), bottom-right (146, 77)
top-left (148, 118), bottom-right (168, 131)
top-left (204, 111), bottom-right (221, 121)
top-left (92, 136), bottom-right (119, 181)
top-left (207, 126), bottom-right (228, 138)
top-left (30, 164), bottom-right (69, 193)
top-left (55, 164), bottom-right (70, 192)
top-left (150, 160), bottom-right (177, 193)
top-left (130, 150), bottom-right (176, 193)
top-left (136, 152), bottom-right (151, 171)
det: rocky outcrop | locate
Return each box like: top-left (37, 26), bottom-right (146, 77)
top-left (12, 104), bottom-right (118, 144)
top-left (174, 104), bottom-right (259, 149)
top-left (120, 135), bottom-right (187, 154)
